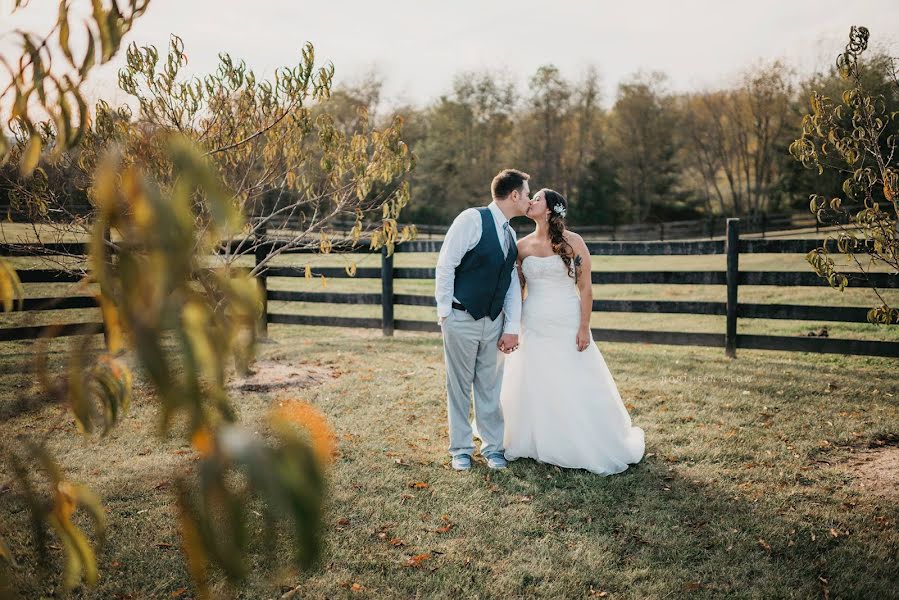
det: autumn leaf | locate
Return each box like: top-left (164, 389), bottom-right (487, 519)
top-left (270, 400), bottom-right (337, 466)
top-left (757, 538), bottom-right (772, 553)
top-left (408, 481), bottom-right (429, 489)
top-left (190, 427), bottom-right (214, 457)
top-left (350, 583), bottom-right (364, 592)
top-left (683, 581), bottom-right (702, 592)
top-left (388, 538), bottom-right (405, 547)
top-left (406, 553), bottom-right (431, 567)
top-left (435, 523), bottom-right (454, 534)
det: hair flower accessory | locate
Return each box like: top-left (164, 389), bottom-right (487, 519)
top-left (552, 204), bottom-right (567, 218)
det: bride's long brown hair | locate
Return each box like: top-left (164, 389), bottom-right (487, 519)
top-left (539, 188), bottom-right (577, 280)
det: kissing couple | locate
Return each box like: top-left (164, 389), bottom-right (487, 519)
top-left (435, 168), bottom-right (645, 474)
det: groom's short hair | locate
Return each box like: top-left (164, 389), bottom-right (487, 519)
top-left (491, 169), bottom-right (530, 200)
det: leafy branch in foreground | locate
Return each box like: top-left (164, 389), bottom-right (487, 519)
top-left (790, 25), bottom-right (899, 324)
top-left (0, 2), bottom-right (395, 596)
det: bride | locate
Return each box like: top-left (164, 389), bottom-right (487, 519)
top-left (500, 188), bottom-right (645, 475)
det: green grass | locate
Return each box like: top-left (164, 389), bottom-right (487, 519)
top-left (1, 325), bottom-right (897, 598)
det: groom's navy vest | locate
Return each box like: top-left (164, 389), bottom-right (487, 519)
top-left (453, 208), bottom-right (518, 321)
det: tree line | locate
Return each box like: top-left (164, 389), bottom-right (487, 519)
top-left (326, 55), bottom-right (899, 226)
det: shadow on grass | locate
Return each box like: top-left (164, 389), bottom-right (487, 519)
top-left (487, 454), bottom-right (896, 598)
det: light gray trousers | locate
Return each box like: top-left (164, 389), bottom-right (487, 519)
top-left (441, 307), bottom-right (505, 457)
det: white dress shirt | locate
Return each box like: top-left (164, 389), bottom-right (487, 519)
top-left (435, 201), bottom-right (521, 335)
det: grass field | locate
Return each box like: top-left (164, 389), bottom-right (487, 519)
top-left (1, 221), bottom-right (897, 597)
top-left (1, 323), bottom-right (898, 599)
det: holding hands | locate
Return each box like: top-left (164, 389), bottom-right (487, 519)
top-left (498, 333), bottom-right (519, 354)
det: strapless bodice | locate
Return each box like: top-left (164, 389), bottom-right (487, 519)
top-left (520, 254), bottom-right (581, 335)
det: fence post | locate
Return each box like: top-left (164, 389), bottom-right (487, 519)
top-left (381, 246), bottom-right (394, 336)
top-left (255, 221), bottom-right (268, 339)
top-left (725, 218), bottom-right (740, 358)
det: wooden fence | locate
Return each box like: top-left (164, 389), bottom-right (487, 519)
top-left (1, 218), bottom-right (898, 358)
top-left (403, 208), bottom-right (835, 242)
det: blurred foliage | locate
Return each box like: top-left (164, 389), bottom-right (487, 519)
top-left (0, 1), bottom-right (412, 596)
top-left (3, 443), bottom-right (106, 591)
top-left (790, 26), bottom-right (899, 324)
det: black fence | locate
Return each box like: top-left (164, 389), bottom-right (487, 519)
top-left (403, 209), bottom-right (831, 242)
top-left (1, 218), bottom-right (898, 358)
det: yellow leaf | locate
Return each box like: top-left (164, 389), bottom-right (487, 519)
top-left (19, 133), bottom-right (42, 178)
top-left (58, 0), bottom-right (74, 64)
top-left (176, 490), bottom-right (209, 598)
top-left (270, 400), bottom-right (337, 466)
top-left (191, 427), bottom-right (214, 457)
top-left (54, 481), bottom-right (78, 522)
top-left (98, 293), bottom-right (123, 353)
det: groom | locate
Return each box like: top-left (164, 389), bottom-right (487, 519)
top-left (435, 168), bottom-right (531, 471)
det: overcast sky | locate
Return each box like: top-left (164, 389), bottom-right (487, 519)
top-left (3, 0), bottom-right (898, 110)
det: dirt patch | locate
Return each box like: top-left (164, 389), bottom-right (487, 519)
top-left (843, 445), bottom-right (899, 501)
top-left (227, 359), bottom-right (337, 393)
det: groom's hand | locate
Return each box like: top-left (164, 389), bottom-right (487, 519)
top-left (498, 333), bottom-right (519, 354)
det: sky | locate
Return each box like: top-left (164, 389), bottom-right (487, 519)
top-left (2, 0), bottom-right (898, 111)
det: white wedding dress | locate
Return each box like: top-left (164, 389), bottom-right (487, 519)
top-left (500, 254), bottom-right (645, 475)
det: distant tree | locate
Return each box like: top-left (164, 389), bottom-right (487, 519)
top-left (407, 70), bottom-right (517, 222)
top-left (517, 65), bottom-right (572, 192)
top-left (679, 61), bottom-right (795, 216)
top-left (607, 72), bottom-right (686, 223)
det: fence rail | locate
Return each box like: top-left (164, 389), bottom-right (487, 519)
top-left (1, 218), bottom-right (897, 358)
top-left (404, 208), bottom-right (836, 241)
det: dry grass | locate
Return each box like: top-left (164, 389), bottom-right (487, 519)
top-left (1, 323), bottom-right (897, 599)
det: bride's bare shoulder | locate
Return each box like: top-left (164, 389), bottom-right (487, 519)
top-left (563, 229), bottom-right (587, 248)
top-left (516, 232), bottom-right (536, 251)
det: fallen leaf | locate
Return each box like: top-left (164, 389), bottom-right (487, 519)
top-left (683, 581), bottom-right (702, 591)
top-left (409, 482), bottom-right (429, 489)
top-left (436, 523), bottom-right (454, 534)
top-left (351, 583), bottom-right (364, 592)
top-left (406, 553), bottom-right (431, 567)
top-left (757, 538), bottom-right (771, 553)
top-left (389, 538), bottom-right (406, 546)
top-left (170, 588), bottom-right (188, 598)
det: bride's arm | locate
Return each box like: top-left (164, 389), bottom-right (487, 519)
top-left (570, 233), bottom-right (593, 351)
top-left (516, 240), bottom-right (527, 299)
top-left (516, 259), bottom-right (527, 299)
